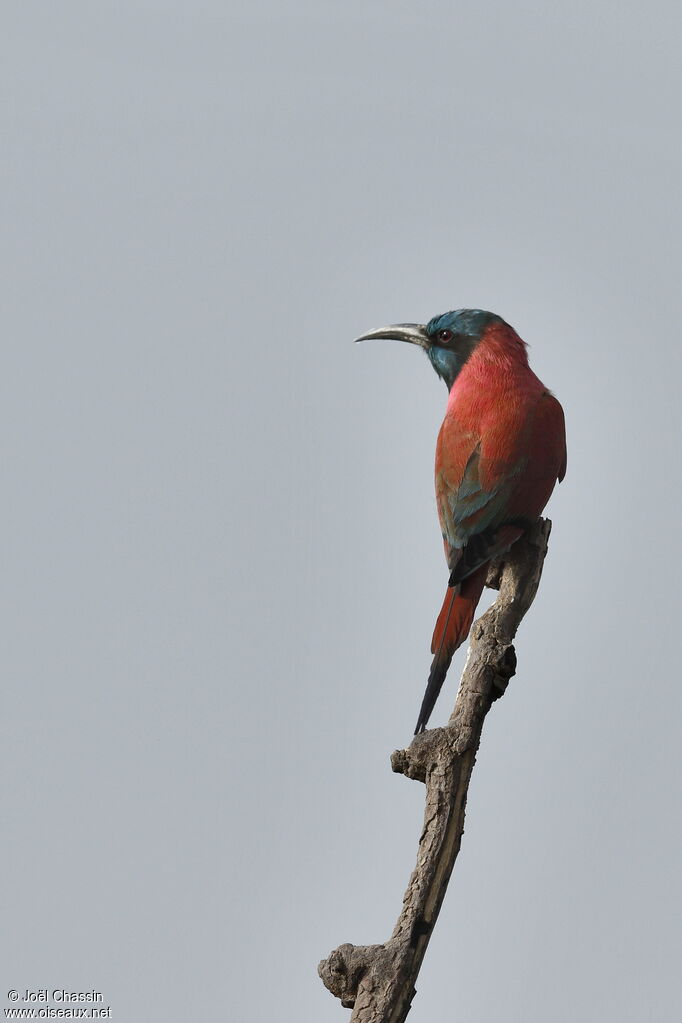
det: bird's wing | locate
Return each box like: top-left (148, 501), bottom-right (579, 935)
top-left (531, 390), bottom-right (567, 483)
top-left (436, 388), bottom-right (565, 579)
top-left (436, 443), bottom-right (526, 580)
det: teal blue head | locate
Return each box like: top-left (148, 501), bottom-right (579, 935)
top-left (355, 308), bottom-right (505, 390)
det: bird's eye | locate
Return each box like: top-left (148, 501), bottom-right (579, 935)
top-left (437, 329), bottom-right (453, 343)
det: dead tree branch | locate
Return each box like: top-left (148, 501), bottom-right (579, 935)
top-left (319, 518), bottom-right (552, 1022)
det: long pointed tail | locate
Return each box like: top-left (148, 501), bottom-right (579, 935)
top-left (414, 563), bottom-right (488, 734)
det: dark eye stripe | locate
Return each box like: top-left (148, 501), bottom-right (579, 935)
top-left (438, 329), bottom-right (453, 343)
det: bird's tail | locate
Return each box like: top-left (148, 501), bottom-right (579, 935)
top-left (414, 564), bottom-right (488, 734)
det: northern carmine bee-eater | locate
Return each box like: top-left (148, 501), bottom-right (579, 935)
top-left (356, 309), bottom-right (566, 734)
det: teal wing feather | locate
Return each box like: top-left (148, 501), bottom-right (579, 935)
top-left (440, 445), bottom-right (526, 577)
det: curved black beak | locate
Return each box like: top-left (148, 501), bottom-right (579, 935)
top-left (354, 323), bottom-right (430, 349)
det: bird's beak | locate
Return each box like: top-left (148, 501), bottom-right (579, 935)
top-left (354, 323), bottom-right (430, 349)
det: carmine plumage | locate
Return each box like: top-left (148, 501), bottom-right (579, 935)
top-left (356, 309), bottom-right (566, 733)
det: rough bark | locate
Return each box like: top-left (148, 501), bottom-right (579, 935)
top-left (319, 518), bottom-right (552, 1022)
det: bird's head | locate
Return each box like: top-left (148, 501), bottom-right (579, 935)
top-left (356, 308), bottom-right (518, 390)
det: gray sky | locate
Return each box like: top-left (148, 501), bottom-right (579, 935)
top-left (2, 2), bottom-right (681, 1021)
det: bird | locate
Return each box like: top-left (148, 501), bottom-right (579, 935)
top-left (356, 308), bottom-right (566, 734)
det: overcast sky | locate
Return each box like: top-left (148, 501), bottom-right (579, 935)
top-left (2, 3), bottom-right (681, 1021)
